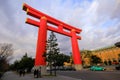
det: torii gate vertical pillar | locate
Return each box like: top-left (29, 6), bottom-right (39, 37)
top-left (34, 17), bottom-right (47, 74)
top-left (71, 29), bottom-right (82, 70)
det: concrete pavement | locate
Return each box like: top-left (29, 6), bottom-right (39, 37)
top-left (1, 71), bottom-right (81, 80)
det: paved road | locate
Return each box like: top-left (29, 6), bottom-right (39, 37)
top-left (2, 70), bottom-right (120, 80)
top-left (57, 70), bottom-right (120, 80)
top-left (1, 71), bottom-right (81, 80)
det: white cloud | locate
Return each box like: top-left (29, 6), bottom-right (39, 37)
top-left (0, 0), bottom-right (120, 63)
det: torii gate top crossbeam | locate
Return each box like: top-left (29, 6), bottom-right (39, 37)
top-left (23, 3), bottom-right (82, 39)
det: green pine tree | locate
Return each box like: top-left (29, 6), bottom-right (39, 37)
top-left (45, 31), bottom-right (60, 75)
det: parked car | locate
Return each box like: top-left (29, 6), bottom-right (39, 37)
top-left (115, 64), bottom-right (120, 70)
top-left (90, 66), bottom-right (105, 71)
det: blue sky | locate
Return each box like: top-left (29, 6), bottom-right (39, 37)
top-left (0, 0), bottom-right (120, 63)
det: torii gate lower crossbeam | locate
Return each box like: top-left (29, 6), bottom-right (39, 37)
top-left (22, 3), bottom-right (82, 71)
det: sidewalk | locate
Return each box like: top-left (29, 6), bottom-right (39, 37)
top-left (1, 71), bottom-right (81, 80)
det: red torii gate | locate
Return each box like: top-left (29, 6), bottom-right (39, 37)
top-left (22, 3), bottom-right (82, 70)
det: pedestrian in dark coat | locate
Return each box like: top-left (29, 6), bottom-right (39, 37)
top-left (19, 70), bottom-right (22, 77)
top-left (22, 70), bottom-right (25, 76)
top-left (34, 69), bottom-right (37, 78)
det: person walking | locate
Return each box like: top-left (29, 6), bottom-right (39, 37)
top-left (22, 70), bottom-right (25, 76)
top-left (19, 70), bottom-right (22, 77)
top-left (34, 69), bottom-right (37, 78)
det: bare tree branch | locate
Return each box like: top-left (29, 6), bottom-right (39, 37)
top-left (0, 43), bottom-right (13, 60)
